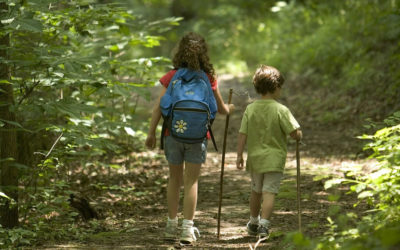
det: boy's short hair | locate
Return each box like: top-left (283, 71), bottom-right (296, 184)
top-left (253, 65), bottom-right (284, 95)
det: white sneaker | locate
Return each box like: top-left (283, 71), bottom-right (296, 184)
top-left (180, 223), bottom-right (200, 245)
top-left (164, 219), bottom-right (178, 241)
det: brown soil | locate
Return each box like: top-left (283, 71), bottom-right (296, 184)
top-left (42, 76), bottom-right (375, 249)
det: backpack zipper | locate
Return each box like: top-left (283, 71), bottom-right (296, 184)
top-left (174, 107), bottom-right (208, 113)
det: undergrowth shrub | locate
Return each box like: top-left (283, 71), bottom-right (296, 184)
top-left (286, 111), bottom-right (400, 249)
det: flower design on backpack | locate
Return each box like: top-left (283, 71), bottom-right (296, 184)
top-left (174, 120), bottom-right (187, 133)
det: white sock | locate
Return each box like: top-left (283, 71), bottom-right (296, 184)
top-left (182, 219), bottom-right (194, 228)
top-left (167, 217), bottom-right (178, 225)
top-left (260, 218), bottom-right (270, 228)
top-left (250, 215), bottom-right (260, 225)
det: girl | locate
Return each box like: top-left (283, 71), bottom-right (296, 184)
top-left (145, 32), bottom-right (233, 245)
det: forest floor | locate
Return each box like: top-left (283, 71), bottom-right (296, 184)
top-left (41, 76), bottom-right (376, 249)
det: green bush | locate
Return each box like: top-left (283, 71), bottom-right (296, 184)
top-left (314, 111), bottom-right (400, 249)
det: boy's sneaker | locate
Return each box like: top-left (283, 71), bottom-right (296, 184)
top-left (164, 220), bottom-right (178, 241)
top-left (257, 225), bottom-right (270, 240)
top-left (180, 225), bottom-right (200, 246)
top-left (246, 221), bottom-right (259, 236)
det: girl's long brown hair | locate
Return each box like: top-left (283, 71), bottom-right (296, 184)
top-left (172, 32), bottom-right (215, 82)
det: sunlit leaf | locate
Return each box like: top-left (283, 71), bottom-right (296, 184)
top-left (324, 178), bottom-right (346, 189)
top-left (0, 191), bottom-right (11, 200)
top-left (358, 191), bottom-right (373, 199)
top-left (124, 127), bottom-right (136, 136)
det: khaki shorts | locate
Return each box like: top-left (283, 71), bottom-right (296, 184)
top-left (250, 171), bottom-right (283, 194)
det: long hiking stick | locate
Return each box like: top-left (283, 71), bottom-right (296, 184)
top-left (217, 88), bottom-right (233, 239)
top-left (296, 139), bottom-right (302, 232)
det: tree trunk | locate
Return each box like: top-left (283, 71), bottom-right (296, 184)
top-left (0, 2), bottom-right (19, 228)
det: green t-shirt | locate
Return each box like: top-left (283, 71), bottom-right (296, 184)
top-left (239, 99), bottom-right (300, 173)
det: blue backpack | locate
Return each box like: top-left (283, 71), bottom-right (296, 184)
top-left (160, 68), bottom-right (218, 150)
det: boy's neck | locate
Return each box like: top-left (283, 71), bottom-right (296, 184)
top-left (261, 88), bottom-right (281, 100)
top-left (261, 93), bottom-right (275, 100)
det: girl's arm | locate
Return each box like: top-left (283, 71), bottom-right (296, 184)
top-left (236, 132), bottom-right (247, 170)
top-left (145, 86), bottom-right (167, 149)
top-left (213, 85), bottom-right (234, 115)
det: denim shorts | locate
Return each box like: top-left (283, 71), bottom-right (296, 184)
top-left (164, 136), bottom-right (208, 165)
top-left (251, 171), bottom-right (283, 194)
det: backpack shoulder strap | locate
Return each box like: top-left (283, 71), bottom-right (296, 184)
top-left (160, 118), bottom-right (168, 150)
top-left (160, 68), bottom-right (183, 150)
top-left (208, 126), bottom-right (218, 151)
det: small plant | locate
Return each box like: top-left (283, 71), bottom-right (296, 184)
top-left (319, 111), bottom-right (400, 249)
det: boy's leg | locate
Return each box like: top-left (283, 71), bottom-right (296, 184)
top-left (258, 191), bottom-right (274, 238)
top-left (260, 191), bottom-right (275, 220)
top-left (250, 171), bottom-right (263, 218)
top-left (247, 171), bottom-right (263, 236)
top-left (167, 163), bottom-right (184, 219)
top-left (260, 172), bottom-right (281, 221)
top-left (250, 190), bottom-right (262, 218)
top-left (247, 190), bottom-right (262, 236)
top-left (257, 172), bottom-right (282, 238)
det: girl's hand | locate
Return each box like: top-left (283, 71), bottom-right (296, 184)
top-left (236, 155), bottom-right (244, 170)
top-left (145, 134), bottom-right (156, 149)
top-left (227, 104), bottom-right (235, 114)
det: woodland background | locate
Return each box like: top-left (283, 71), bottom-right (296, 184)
top-left (0, 0), bottom-right (399, 249)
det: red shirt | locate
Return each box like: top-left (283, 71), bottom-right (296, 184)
top-left (160, 69), bottom-right (218, 90)
top-left (159, 69), bottom-right (218, 138)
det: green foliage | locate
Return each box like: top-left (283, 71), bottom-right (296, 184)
top-left (1, 0), bottom-right (399, 247)
top-left (135, 0), bottom-right (399, 124)
top-left (311, 111), bottom-right (400, 249)
top-left (1, 0), bottom-right (178, 247)
top-left (262, 0), bottom-right (399, 124)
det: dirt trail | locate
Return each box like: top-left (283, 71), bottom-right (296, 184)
top-left (43, 76), bottom-right (374, 249)
top-left (64, 151), bottom-right (372, 250)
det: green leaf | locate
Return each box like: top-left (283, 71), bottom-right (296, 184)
top-left (8, 18), bottom-right (43, 32)
top-left (10, 162), bottom-right (29, 170)
top-left (0, 118), bottom-right (30, 131)
top-left (0, 191), bottom-right (11, 200)
top-left (354, 183), bottom-right (367, 193)
top-left (1, 17), bottom-right (14, 24)
top-left (358, 191), bottom-right (373, 199)
top-left (328, 194), bottom-right (340, 201)
top-left (324, 178), bottom-right (346, 189)
top-left (10, 234), bottom-right (19, 243)
top-left (109, 164), bottom-right (121, 169)
top-left (124, 127), bottom-right (136, 136)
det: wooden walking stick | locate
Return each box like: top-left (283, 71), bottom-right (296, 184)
top-left (217, 88), bottom-right (233, 239)
top-left (296, 139), bottom-right (302, 232)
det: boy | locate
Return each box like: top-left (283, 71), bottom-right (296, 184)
top-left (236, 65), bottom-right (302, 238)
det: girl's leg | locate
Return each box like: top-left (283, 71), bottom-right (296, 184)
top-left (250, 190), bottom-right (262, 218)
top-left (167, 163), bottom-right (184, 219)
top-left (182, 162), bottom-right (202, 220)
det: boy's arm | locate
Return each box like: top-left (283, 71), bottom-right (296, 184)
top-left (290, 129), bottom-right (303, 141)
top-left (236, 133), bottom-right (247, 170)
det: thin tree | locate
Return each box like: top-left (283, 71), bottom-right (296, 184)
top-left (0, 2), bottom-right (19, 228)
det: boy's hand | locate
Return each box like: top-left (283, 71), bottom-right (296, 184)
top-left (290, 129), bottom-right (303, 141)
top-left (236, 155), bottom-right (244, 170)
top-left (145, 134), bottom-right (156, 149)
